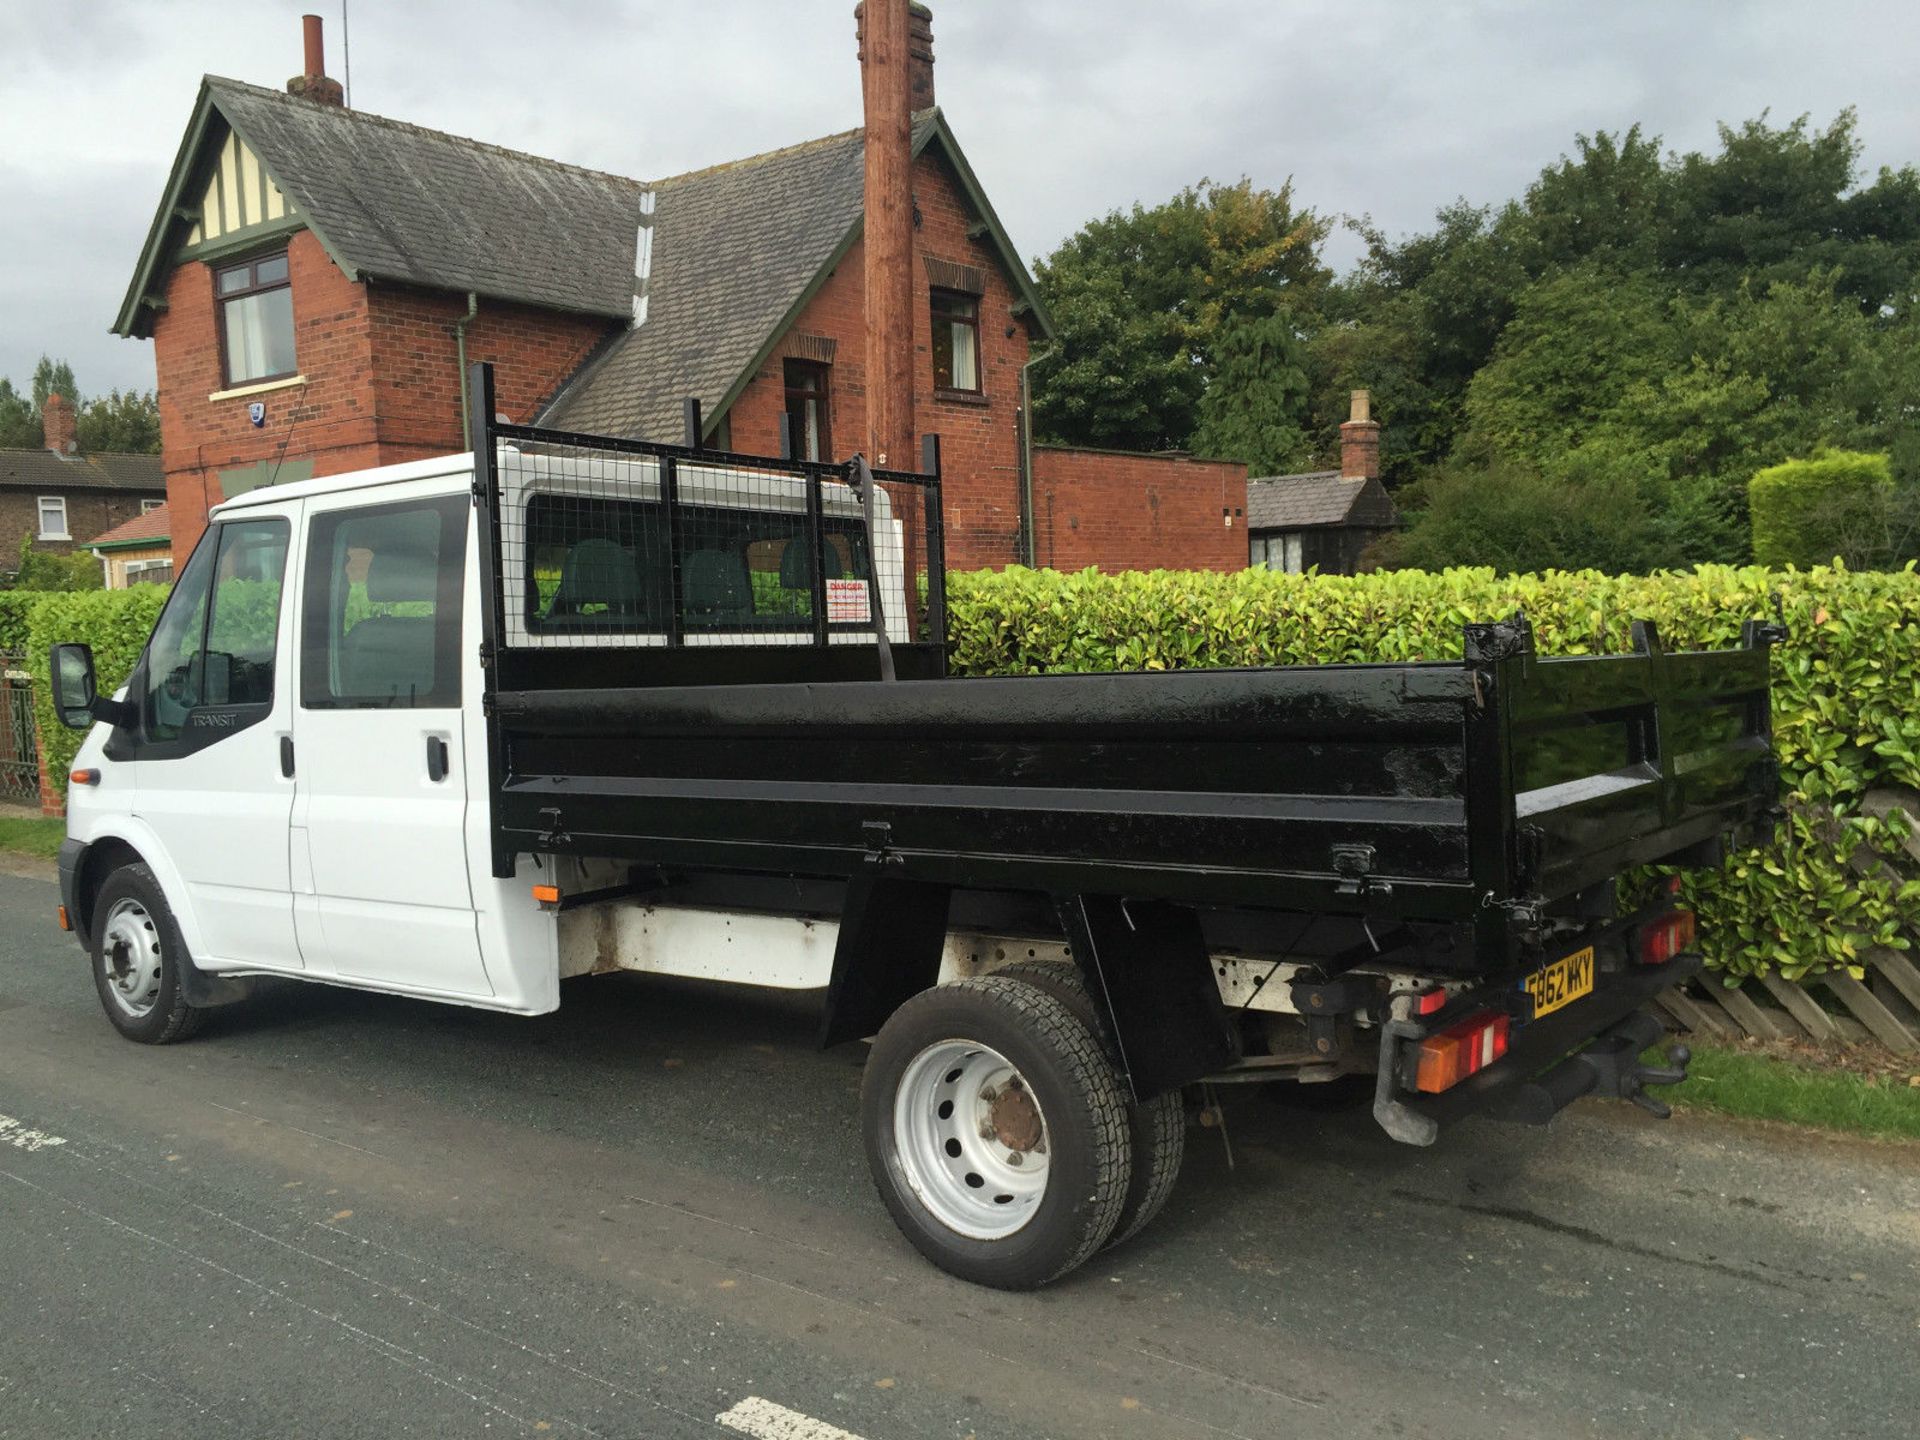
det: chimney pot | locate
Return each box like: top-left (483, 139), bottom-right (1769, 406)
top-left (1339, 388), bottom-right (1381, 481)
top-left (42, 392), bottom-right (77, 456)
top-left (289, 13), bottom-right (345, 106)
top-left (857, 2), bottom-right (935, 109)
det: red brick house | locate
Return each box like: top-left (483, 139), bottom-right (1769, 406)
top-left (116, 9), bottom-right (1246, 572)
top-left (0, 394), bottom-right (165, 577)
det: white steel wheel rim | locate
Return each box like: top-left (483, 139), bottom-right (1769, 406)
top-left (101, 897), bottom-right (164, 1019)
top-left (892, 1038), bottom-right (1051, 1241)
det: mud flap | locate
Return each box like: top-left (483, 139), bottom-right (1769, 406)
top-left (1056, 895), bottom-right (1236, 1102)
top-left (818, 871), bottom-right (952, 1048)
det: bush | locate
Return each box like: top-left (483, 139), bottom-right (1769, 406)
top-left (947, 562), bottom-right (1920, 984)
top-left (1749, 450), bottom-right (1894, 568)
top-left (7, 535), bottom-right (104, 593)
top-left (24, 588), bottom-right (169, 798)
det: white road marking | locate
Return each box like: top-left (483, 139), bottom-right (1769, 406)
top-left (0, 1113), bottom-right (67, 1153)
top-left (717, 1396), bottom-right (869, 1440)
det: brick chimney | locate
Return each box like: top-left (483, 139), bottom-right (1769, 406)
top-left (287, 13), bottom-right (345, 107)
top-left (41, 392), bottom-right (77, 457)
top-left (1339, 389), bottom-right (1381, 481)
top-left (856, 0), bottom-right (915, 470)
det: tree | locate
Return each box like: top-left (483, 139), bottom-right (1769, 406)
top-left (30, 356), bottom-right (78, 411)
top-left (77, 389), bottom-right (161, 454)
top-left (1371, 454), bottom-right (1665, 576)
top-left (0, 379), bottom-right (35, 449)
top-left (1190, 312), bottom-right (1314, 474)
top-left (1031, 178), bottom-right (1331, 452)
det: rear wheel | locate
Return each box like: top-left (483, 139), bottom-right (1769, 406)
top-left (862, 976), bottom-right (1131, 1289)
top-left (995, 958), bottom-right (1187, 1248)
top-left (90, 864), bottom-right (206, 1045)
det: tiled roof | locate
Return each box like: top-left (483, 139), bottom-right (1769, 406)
top-left (1246, 471), bottom-right (1400, 531)
top-left (203, 78), bottom-right (647, 319)
top-left (0, 449), bottom-right (164, 493)
top-left (91, 503), bottom-right (172, 550)
top-left (542, 115), bottom-right (937, 442)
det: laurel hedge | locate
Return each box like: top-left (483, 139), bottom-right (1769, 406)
top-left (14, 589), bottom-right (169, 802)
top-left (947, 562), bottom-right (1920, 984)
top-left (12, 561), bottom-right (1919, 986)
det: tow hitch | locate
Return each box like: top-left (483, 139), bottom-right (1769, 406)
top-left (1490, 1009), bottom-right (1691, 1125)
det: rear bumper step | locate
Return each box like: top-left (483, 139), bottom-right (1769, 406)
top-left (1373, 953), bottom-right (1700, 1145)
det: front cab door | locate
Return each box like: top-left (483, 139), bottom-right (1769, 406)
top-left (109, 507), bottom-right (302, 969)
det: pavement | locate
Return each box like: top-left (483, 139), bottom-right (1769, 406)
top-left (1, 867), bottom-right (1916, 1440)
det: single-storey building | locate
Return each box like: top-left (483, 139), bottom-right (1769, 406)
top-left (1247, 391), bottom-right (1399, 574)
top-left (90, 503), bottom-right (174, 588)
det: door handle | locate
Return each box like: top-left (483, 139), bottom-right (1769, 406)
top-left (279, 735), bottom-right (295, 778)
top-left (426, 735), bottom-right (449, 783)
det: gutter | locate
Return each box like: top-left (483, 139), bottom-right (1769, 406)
top-left (454, 292), bottom-right (480, 440)
top-left (1017, 341), bottom-right (1054, 566)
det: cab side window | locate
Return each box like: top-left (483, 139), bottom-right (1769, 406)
top-left (301, 496), bottom-right (467, 709)
top-left (143, 518), bottom-right (290, 741)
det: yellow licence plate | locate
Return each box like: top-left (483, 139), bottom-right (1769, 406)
top-left (1522, 946), bottom-right (1594, 1018)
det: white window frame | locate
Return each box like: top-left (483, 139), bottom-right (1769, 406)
top-left (37, 495), bottom-right (69, 541)
top-left (124, 558), bottom-right (175, 586)
top-left (141, 498), bottom-right (165, 514)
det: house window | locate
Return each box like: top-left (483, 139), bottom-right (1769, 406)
top-left (141, 498), bottom-right (165, 514)
top-left (1251, 531), bottom-right (1304, 574)
top-left (125, 559), bottom-right (174, 585)
top-left (216, 250), bottom-right (296, 387)
top-left (930, 288), bottom-right (980, 392)
top-left (37, 496), bottom-right (68, 540)
top-left (782, 360), bottom-right (831, 462)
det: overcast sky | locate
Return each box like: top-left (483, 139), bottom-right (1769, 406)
top-left (4, 0), bottom-right (1917, 399)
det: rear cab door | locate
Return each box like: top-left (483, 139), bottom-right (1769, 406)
top-left (289, 477), bottom-right (492, 998)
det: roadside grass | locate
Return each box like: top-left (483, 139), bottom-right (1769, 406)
top-left (0, 813), bottom-right (65, 861)
top-left (1654, 1040), bottom-right (1920, 1142)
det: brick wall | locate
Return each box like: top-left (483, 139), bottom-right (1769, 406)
top-left (1029, 446), bottom-right (1249, 573)
top-left (722, 149), bottom-right (1033, 571)
top-left (0, 490), bottom-right (153, 558)
top-left (153, 227), bottom-right (616, 556)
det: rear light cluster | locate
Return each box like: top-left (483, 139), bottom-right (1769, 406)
top-left (1639, 909), bottom-right (1696, 965)
top-left (1412, 1011), bottom-right (1510, 1094)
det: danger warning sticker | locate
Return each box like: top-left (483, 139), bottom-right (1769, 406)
top-left (826, 577), bottom-right (871, 624)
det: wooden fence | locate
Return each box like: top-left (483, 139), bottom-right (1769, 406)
top-left (1656, 788), bottom-right (1920, 1054)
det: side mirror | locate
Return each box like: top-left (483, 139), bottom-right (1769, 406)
top-left (50, 643), bottom-right (134, 730)
top-left (51, 643), bottom-right (99, 729)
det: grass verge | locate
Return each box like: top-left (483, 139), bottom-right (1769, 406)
top-left (0, 814), bottom-right (65, 861)
top-left (1655, 1041), bottom-right (1920, 1142)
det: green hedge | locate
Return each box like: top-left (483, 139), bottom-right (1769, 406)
top-left (23, 589), bottom-right (169, 798)
top-left (1750, 450), bottom-right (1893, 569)
top-left (947, 563), bottom-right (1920, 984)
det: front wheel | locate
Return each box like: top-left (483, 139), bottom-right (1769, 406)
top-left (90, 863), bottom-right (207, 1045)
top-left (861, 976), bottom-right (1132, 1289)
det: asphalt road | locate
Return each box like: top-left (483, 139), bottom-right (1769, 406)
top-left (2, 867), bottom-right (1916, 1440)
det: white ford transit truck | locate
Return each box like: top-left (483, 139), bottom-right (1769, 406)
top-left (50, 364), bottom-right (1775, 1288)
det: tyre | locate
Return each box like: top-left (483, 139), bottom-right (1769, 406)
top-left (995, 959), bottom-right (1186, 1249)
top-left (90, 863), bottom-right (207, 1045)
top-left (861, 975), bottom-right (1131, 1289)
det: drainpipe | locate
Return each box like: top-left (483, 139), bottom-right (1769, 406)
top-left (1017, 342), bottom-right (1053, 566)
top-left (454, 292), bottom-right (479, 442)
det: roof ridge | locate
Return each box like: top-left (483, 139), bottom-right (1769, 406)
top-left (0, 447), bottom-right (156, 461)
top-left (204, 74), bottom-right (646, 192)
top-left (653, 124), bottom-right (866, 188)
